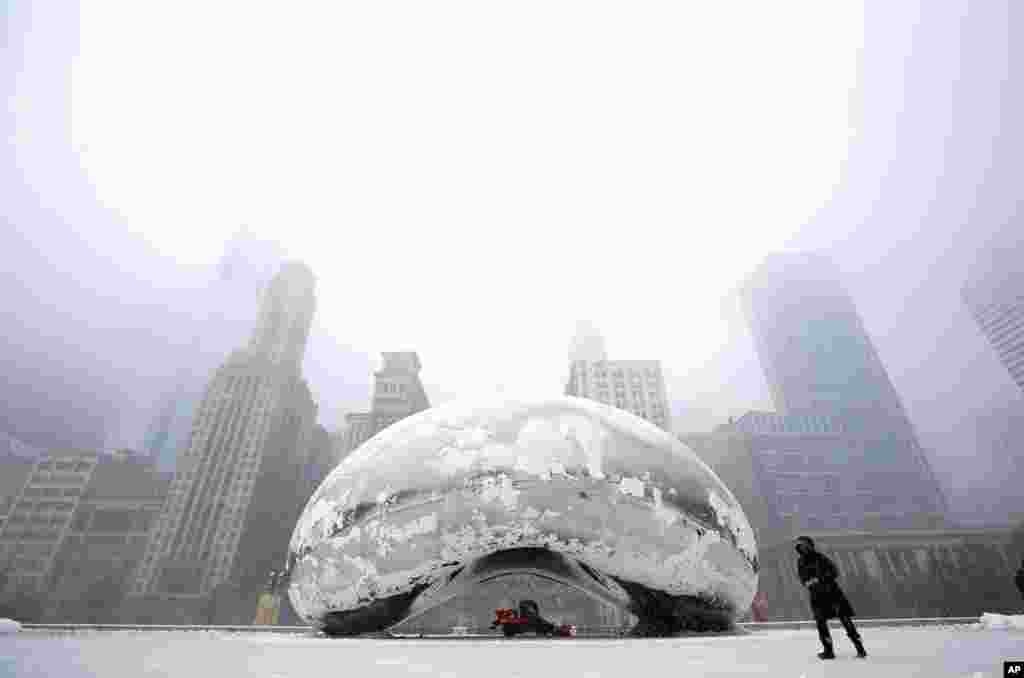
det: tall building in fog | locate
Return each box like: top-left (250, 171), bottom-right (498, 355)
top-left (741, 252), bottom-right (946, 523)
top-left (338, 353), bottom-right (431, 457)
top-left (128, 263), bottom-right (319, 621)
top-left (742, 253), bottom-right (917, 435)
top-left (139, 231), bottom-right (287, 473)
top-left (563, 325), bottom-right (671, 430)
top-left (962, 238), bottom-right (1024, 394)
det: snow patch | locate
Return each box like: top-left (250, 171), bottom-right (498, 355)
top-left (0, 618), bottom-right (21, 634)
top-left (438, 445), bottom-right (479, 473)
top-left (478, 475), bottom-right (520, 510)
top-left (377, 514), bottom-right (439, 545)
top-left (331, 525), bottom-right (362, 549)
top-left (651, 487), bottom-right (678, 527)
top-left (707, 489), bottom-right (757, 560)
top-left (619, 477), bottom-right (644, 498)
top-left (979, 613), bottom-right (1024, 630)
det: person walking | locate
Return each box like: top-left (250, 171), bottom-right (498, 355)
top-left (1015, 558), bottom-right (1024, 604)
top-left (794, 535), bottom-right (867, 660)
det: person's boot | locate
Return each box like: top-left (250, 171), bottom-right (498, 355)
top-left (851, 636), bottom-right (867, 658)
top-left (817, 641), bottom-right (836, 660)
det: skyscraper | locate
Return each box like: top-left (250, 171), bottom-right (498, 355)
top-left (742, 253), bottom-right (915, 434)
top-left (337, 352), bottom-right (431, 457)
top-left (127, 262), bottom-right (319, 622)
top-left (139, 231), bottom-right (286, 473)
top-left (962, 235), bottom-right (1024, 393)
top-left (563, 325), bottom-right (671, 430)
top-left (741, 252), bottom-right (946, 522)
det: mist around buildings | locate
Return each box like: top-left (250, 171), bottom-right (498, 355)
top-left (2, 0), bottom-right (1024, 627)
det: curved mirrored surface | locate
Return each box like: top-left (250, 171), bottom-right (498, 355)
top-left (287, 395), bottom-right (758, 633)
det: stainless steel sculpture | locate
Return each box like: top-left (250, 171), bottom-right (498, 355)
top-left (286, 396), bottom-right (758, 636)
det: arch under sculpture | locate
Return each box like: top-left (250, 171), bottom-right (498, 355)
top-left (286, 396), bottom-right (758, 636)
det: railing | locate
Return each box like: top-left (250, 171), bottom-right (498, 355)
top-left (18, 617), bottom-right (983, 635)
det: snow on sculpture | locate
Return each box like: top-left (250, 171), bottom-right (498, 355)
top-left (286, 395), bottom-right (759, 636)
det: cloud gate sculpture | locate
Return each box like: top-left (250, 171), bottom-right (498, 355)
top-left (286, 396), bottom-right (758, 636)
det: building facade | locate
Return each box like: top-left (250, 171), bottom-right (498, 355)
top-left (756, 526), bottom-right (1021, 620)
top-left (563, 324), bottom-right (671, 430)
top-left (962, 237), bottom-right (1024, 393)
top-left (743, 253), bottom-right (917, 434)
top-left (126, 262), bottom-right (319, 623)
top-left (336, 352), bottom-right (431, 457)
top-left (48, 453), bottom-right (169, 621)
top-left (0, 452), bottom-right (99, 594)
top-left (141, 385), bottom-right (205, 474)
top-left (683, 430), bottom-right (1020, 620)
top-left (0, 452), bottom-right (34, 534)
top-left (302, 425), bottom-right (335, 491)
top-left (139, 231), bottom-right (286, 474)
top-left (740, 252), bottom-right (946, 521)
top-left (565, 360), bottom-right (671, 430)
top-left (685, 419), bottom-right (945, 553)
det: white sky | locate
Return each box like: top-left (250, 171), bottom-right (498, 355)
top-left (70, 1), bottom-right (864, 401)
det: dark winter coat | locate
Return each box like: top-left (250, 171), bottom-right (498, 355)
top-left (797, 550), bottom-right (855, 620)
top-left (1015, 567), bottom-right (1024, 598)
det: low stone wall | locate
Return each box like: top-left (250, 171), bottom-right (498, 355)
top-left (755, 527), bottom-right (1023, 621)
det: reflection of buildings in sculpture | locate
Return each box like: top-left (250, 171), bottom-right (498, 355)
top-left (740, 252), bottom-right (947, 522)
top-left (336, 352), bottom-right (431, 457)
top-left (127, 262), bottom-right (319, 621)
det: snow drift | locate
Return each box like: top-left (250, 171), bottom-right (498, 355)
top-left (979, 613), bottom-right (1024, 630)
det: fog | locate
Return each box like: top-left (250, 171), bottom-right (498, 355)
top-left (2, 0), bottom-right (1022, 525)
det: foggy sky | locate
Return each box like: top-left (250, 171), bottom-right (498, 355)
top-left (2, 1), bottom-right (1021, 522)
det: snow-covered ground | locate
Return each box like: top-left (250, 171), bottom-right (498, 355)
top-left (2, 624), bottom-right (1022, 678)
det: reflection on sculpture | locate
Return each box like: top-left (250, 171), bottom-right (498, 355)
top-left (286, 396), bottom-right (759, 636)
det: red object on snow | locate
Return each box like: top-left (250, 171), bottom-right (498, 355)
top-left (492, 609), bottom-right (576, 637)
top-left (494, 608), bottom-right (527, 625)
